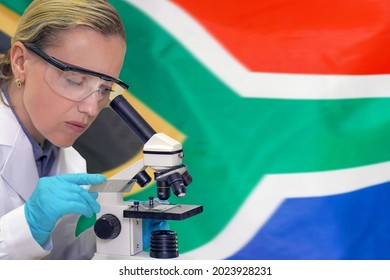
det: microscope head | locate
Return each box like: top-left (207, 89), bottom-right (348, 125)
top-left (110, 95), bottom-right (192, 201)
top-left (143, 132), bottom-right (192, 200)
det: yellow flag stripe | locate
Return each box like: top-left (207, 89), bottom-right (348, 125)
top-left (0, 4), bottom-right (19, 37)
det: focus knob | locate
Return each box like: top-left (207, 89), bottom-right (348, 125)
top-left (94, 214), bottom-right (121, 240)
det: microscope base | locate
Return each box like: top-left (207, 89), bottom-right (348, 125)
top-left (93, 251), bottom-right (151, 260)
top-left (93, 204), bottom-right (203, 259)
top-left (92, 251), bottom-right (196, 260)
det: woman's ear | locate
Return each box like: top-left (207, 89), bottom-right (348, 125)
top-left (10, 42), bottom-right (28, 83)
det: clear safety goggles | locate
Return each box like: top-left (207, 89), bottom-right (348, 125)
top-left (23, 43), bottom-right (129, 102)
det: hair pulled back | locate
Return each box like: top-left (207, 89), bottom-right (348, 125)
top-left (0, 0), bottom-right (126, 82)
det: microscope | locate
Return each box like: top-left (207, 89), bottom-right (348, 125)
top-left (92, 95), bottom-right (203, 259)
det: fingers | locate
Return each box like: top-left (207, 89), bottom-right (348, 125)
top-left (57, 173), bottom-right (103, 213)
top-left (56, 173), bottom-right (106, 185)
top-left (58, 200), bottom-right (96, 218)
top-left (50, 189), bottom-right (100, 217)
top-left (42, 175), bottom-right (102, 217)
top-left (89, 192), bottom-right (98, 200)
top-left (80, 191), bottom-right (100, 213)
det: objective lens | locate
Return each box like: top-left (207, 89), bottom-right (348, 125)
top-left (167, 173), bottom-right (186, 198)
top-left (181, 170), bottom-right (192, 186)
top-left (171, 181), bottom-right (186, 197)
top-left (157, 180), bottom-right (171, 200)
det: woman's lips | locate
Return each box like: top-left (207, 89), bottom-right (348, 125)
top-left (65, 121), bottom-right (88, 133)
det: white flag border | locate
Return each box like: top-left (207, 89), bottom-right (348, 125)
top-left (127, 0), bottom-right (390, 100)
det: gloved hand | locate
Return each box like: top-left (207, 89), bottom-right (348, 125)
top-left (25, 173), bottom-right (106, 245)
top-left (142, 219), bottom-right (169, 249)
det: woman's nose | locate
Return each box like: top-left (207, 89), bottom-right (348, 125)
top-left (77, 91), bottom-right (101, 117)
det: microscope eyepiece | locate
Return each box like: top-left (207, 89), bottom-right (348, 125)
top-left (133, 170), bottom-right (151, 188)
top-left (110, 95), bottom-right (156, 143)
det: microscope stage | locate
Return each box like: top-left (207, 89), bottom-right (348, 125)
top-left (123, 204), bottom-right (203, 220)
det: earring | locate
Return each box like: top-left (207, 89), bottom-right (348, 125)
top-left (14, 78), bottom-right (22, 88)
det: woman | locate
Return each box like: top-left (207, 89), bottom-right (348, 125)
top-left (0, 0), bottom-right (128, 259)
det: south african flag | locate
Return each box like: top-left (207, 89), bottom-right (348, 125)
top-left (2, 0), bottom-right (390, 259)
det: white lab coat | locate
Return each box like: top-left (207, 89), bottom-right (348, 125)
top-left (0, 95), bottom-right (96, 259)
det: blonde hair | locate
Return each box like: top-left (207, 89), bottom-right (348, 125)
top-left (0, 0), bottom-right (125, 82)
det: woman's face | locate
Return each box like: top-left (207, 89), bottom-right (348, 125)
top-left (19, 26), bottom-right (126, 147)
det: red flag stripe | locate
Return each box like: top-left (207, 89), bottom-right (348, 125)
top-left (172, 0), bottom-right (390, 75)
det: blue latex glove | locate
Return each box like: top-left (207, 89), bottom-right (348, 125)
top-left (25, 173), bottom-right (106, 245)
top-left (142, 219), bottom-right (169, 249)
